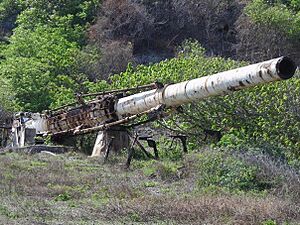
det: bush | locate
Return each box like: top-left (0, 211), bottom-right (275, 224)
top-left (193, 147), bottom-right (300, 197)
top-left (139, 160), bottom-right (183, 181)
top-left (0, 25), bottom-right (82, 111)
top-left (246, 0), bottom-right (300, 39)
top-left (157, 137), bottom-right (184, 161)
top-left (196, 150), bottom-right (260, 192)
top-left (54, 192), bottom-right (72, 201)
top-left (240, 150), bottom-right (300, 199)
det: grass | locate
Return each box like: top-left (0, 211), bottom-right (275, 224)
top-left (0, 149), bottom-right (299, 224)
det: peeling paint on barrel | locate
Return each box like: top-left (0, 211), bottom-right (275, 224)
top-left (115, 57), bottom-right (296, 117)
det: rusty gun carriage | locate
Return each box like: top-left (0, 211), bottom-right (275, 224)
top-left (2, 56), bottom-right (297, 166)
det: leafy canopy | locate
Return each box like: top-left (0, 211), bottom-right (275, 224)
top-left (0, 0), bottom-right (101, 111)
top-left (0, 25), bottom-right (80, 111)
top-left (246, 0), bottom-right (300, 39)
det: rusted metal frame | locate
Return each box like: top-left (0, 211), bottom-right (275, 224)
top-left (50, 83), bottom-right (157, 113)
top-left (147, 139), bottom-right (159, 159)
top-left (135, 138), bottom-right (153, 158)
top-left (104, 137), bottom-right (114, 161)
top-left (81, 83), bottom-right (157, 98)
top-left (73, 105), bottom-right (165, 136)
top-left (126, 132), bottom-right (154, 167)
top-left (126, 133), bottom-right (138, 168)
top-left (139, 136), bottom-right (159, 159)
top-left (125, 116), bottom-right (156, 128)
top-left (170, 135), bottom-right (188, 153)
top-left (48, 96), bottom-right (118, 135)
top-left (50, 101), bottom-right (78, 113)
top-left (49, 113), bottom-right (91, 130)
top-left (50, 95), bottom-right (115, 115)
top-left (49, 111), bottom-right (117, 136)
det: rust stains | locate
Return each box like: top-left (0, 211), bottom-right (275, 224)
top-left (48, 95), bottom-right (117, 136)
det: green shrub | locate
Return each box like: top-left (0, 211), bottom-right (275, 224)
top-left (246, 0), bottom-right (300, 39)
top-left (54, 192), bottom-right (72, 201)
top-left (262, 219), bottom-right (277, 225)
top-left (196, 150), bottom-right (262, 192)
top-left (156, 161), bottom-right (180, 180)
top-left (157, 137), bottom-right (184, 161)
top-left (139, 160), bottom-right (182, 181)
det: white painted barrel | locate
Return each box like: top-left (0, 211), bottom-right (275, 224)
top-left (115, 57), bottom-right (297, 117)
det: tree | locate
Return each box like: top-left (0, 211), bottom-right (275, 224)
top-left (246, 0), bottom-right (300, 39)
top-left (0, 25), bottom-right (81, 111)
top-left (0, 0), bottom-right (25, 37)
top-left (0, 0), bottom-right (102, 111)
top-left (0, 76), bottom-right (18, 112)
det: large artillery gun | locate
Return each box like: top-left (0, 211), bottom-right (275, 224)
top-left (2, 57), bottom-right (297, 166)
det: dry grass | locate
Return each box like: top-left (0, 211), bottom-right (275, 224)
top-left (0, 151), bottom-right (299, 224)
top-left (240, 152), bottom-right (300, 199)
top-left (105, 195), bottom-right (300, 224)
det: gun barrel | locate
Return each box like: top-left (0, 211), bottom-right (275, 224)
top-left (116, 57), bottom-right (297, 117)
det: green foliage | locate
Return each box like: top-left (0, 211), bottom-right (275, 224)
top-left (196, 150), bottom-right (261, 192)
top-left (0, 76), bottom-right (19, 111)
top-left (0, 205), bottom-right (19, 219)
top-left (110, 41), bottom-right (242, 89)
top-left (142, 181), bottom-right (158, 188)
top-left (83, 80), bottom-right (110, 94)
top-left (15, 1), bottom-right (95, 44)
top-left (246, 0), bottom-right (300, 39)
top-left (16, 0), bottom-right (100, 26)
top-left (139, 160), bottom-right (182, 180)
top-left (0, 0), bottom-right (25, 23)
top-left (0, 0), bottom-right (100, 38)
top-left (291, 0), bottom-right (300, 11)
top-left (156, 161), bottom-right (181, 180)
top-left (6, 26), bottom-right (78, 68)
top-left (217, 128), bottom-right (247, 148)
top-left (0, 0), bottom-right (101, 112)
top-left (220, 75), bottom-right (300, 161)
top-left (54, 192), bottom-right (72, 201)
top-left (0, 57), bottom-right (52, 111)
top-left (128, 212), bottom-right (142, 222)
top-left (262, 219), bottom-right (277, 225)
top-left (0, 25), bottom-right (81, 111)
top-left (157, 137), bottom-right (183, 161)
